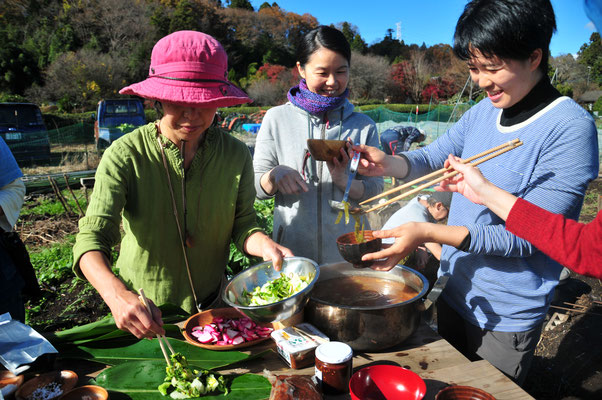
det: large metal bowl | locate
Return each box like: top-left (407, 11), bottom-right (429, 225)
top-left (306, 261), bottom-right (429, 351)
top-left (222, 257), bottom-right (319, 323)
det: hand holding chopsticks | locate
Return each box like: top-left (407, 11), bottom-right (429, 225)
top-left (138, 288), bottom-right (175, 366)
top-left (359, 139), bottom-right (523, 213)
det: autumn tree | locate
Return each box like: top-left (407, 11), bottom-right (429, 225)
top-left (348, 51), bottom-right (391, 102)
top-left (337, 22), bottom-right (367, 54)
top-left (578, 32), bottom-right (602, 87)
top-left (29, 48), bottom-right (129, 111)
top-left (369, 29), bottom-right (411, 62)
top-left (227, 0), bottom-right (253, 10)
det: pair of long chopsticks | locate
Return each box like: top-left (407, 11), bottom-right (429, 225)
top-left (138, 288), bottom-right (176, 366)
top-left (360, 138), bottom-right (523, 213)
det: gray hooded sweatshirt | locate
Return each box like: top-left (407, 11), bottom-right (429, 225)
top-left (253, 100), bottom-right (383, 265)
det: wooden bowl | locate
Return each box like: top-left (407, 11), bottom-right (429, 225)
top-left (59, 385), bottom-right (108, 400)
top-left (307, 139), bottom-right (346, 161)
top-left (182, 307), bottom-right (277, 351)
top-left (16, 370), bottom-right (78, 400)
top-left (1, 371), bottom-right (25, 398)
top-left (336, 230), bottom-right (381, 268)
top-left (435, 385), bottom-right (495, 400)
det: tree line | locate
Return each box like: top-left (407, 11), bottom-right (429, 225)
top-left (0, 0), bottom-right (600, 112)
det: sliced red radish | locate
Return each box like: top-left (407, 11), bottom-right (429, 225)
top-left (191, 317), bottom-right (273, 346)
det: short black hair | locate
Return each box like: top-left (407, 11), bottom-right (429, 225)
top-left (453, 0), bottom-right (556, 73)
top-left (297, 25), bottom-right (351, 67)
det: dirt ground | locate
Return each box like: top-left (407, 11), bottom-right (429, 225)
top-left (20, 178), bottom-right (602, 400)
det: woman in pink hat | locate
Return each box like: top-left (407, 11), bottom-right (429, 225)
top-left (72, 31), bottom-right (293, 338)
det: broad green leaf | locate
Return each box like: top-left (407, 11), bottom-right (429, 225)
top-left (94, 361), bottom-right (271, 400)
top-left (60, 338), bottom-right (269, 369)
top-left (47, 304), bottom-right (189, 345)
top-left (72, 324), bottom-right (182, 345)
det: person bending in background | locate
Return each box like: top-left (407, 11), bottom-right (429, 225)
top-left (253, 26), bottom-right (383, 265)
top-left (0, 137), bottom-right (27, 321)
top-left (380, 191), bottom-right (451, 283)
top-left (380, 125), bottom-right (426, 154)
top-left (353, 0), bottom-right (598, 385)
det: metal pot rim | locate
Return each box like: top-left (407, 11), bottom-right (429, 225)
top-left (308, 264), bottom-right (429, 310)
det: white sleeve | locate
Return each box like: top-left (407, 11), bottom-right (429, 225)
top-left (0, 178), bottom-right (26, 231)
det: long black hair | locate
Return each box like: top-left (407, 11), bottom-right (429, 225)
top-left (453, 0), bottom-right (556, 72)
top-left (297, 25), bottom-right (351, 67)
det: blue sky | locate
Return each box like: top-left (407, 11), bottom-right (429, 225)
top-left (249, 0), bottom-right (597, 57)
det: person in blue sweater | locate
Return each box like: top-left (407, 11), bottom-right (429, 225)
top-left (0, 137), bottom-right (27, 321)
top-left (353, 0), bottom-right (599, 385)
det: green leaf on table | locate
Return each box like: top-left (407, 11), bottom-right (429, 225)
top-left (71, 324), bottom-right (182, 345)
top-left (94, 360), bottom-right (272, 400)
top-left (47, 304), bottom-right (189, 345)
top-left (60, 337), bottom-right (269, 369)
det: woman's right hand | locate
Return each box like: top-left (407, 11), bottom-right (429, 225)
top-left (436, 155), bottom-right (489, 205)
top-left (105, 288), bottom-right (165, 339)
top-left (266, 165), bottom-right (309, 195)
top-left (350, 144), bottom-right (389, 176)
top-left (79, 251), bottom-right (165, 339)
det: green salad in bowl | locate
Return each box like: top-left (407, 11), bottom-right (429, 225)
top-left (223, 257), bottom-right (319, 322)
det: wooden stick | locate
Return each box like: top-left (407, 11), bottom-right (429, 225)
top-left (47, 176), bottom-right (71, 215)
top-left (549, 304), bottom-right (602, 316)
top-left (549, 305), bottom-right (587, 313)
top-left (360, 138), bottom-right (521, 206)
top-left (138, 289), bottom-right (173, 366)
top-left (363, 141), bottom-right (523, 213)
top-left (63, 174), bottom-right (84, 216)
top-left (563, 302), bottom-right (588, 309)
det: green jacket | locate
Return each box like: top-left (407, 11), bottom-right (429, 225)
top-left (73, 123), bottom-right (261, 314)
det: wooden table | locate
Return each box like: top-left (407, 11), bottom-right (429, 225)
top-left (218, 322), bottom-right (533, 400)
top-left (62, 320), bottom-right (533, 399)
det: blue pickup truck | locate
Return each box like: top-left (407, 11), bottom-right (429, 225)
top-left (0, 102), bottom-right (51, 163)
top-left (94, 99), bottom-right (146, 149)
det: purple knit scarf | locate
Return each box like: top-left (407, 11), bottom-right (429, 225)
top-left (287, 79), bottom-right (348, 115)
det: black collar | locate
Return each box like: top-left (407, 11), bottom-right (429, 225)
top-left (500, 77), bottom-right (561, 127)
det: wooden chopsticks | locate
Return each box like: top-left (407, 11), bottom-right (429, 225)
top-left (138, 288), bottom-right (176, 366)
top-left (360, 139), bottom-right (523, 214)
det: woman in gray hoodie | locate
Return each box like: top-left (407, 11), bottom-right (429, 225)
top-left (253, 26), bottom-right (383, 265)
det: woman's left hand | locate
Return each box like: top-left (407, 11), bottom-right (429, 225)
top-left (326, 146), bottom-right (351, 189)
top-left (361, 222), bottom-right (429, 271)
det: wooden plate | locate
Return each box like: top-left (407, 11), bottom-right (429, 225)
top-left (1, 371), bottom-right (25, 398)
top-left (182, 307), bottom-right (276, 351)
top-left (59, 385), bottom-right (108, 400)
top-left (15, 370), bottom-right (78, 400)
top-left (307, 139), bottom-right (346, 161)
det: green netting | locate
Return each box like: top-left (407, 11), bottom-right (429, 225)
top-left (48, 122), bottom-right (94, 145)
top-left (361, 104), bottom-right (473, 125)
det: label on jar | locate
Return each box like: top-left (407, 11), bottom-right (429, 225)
top-left (314, 365), bottom-right (322, 381)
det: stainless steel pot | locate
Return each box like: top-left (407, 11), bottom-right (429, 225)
top-left (305, 262), bottom-right (440, 351)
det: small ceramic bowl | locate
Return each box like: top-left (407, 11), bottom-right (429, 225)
top-left (58, 385), bottom-right (109, 400)
top-left (336, 230), bottom-right (381, 268)
top-left (349, 365), bottom-right (426, 400)
top-left (15, 370), bottom-right (78, 400)
top-left (1, 371), bottom-right (25, 398)
top-left (435, 385), bottom-right (496, 400)
top-left (307, 139), bottom-right (346, 161)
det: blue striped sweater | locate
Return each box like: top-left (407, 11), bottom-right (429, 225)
top-left (405, 97), bottom-right (599, 331)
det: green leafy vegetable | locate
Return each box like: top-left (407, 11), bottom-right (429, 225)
top-left (158, 353), bottom-right (228, 398)
top-left (94, 360), bottom-right (271, 400)
top-left (241, 272), bottom-right (311, 306)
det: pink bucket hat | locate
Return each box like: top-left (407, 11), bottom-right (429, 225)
top-left (119, 30), bottom-right (251, 108)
